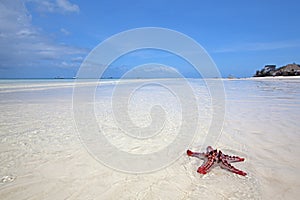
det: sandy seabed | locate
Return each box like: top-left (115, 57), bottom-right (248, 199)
top-left (0, 78), bottom-right (299, 199)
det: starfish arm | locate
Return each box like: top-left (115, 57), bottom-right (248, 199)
top-left (206, 146), bottom-right (214, 153)
top-left (186, 150), bottom-right (205, 159)
top-left (220, 160), bottom-right (247, 176)
top-left (197, 158), bottom-right (215, 174)
top-left (188, 147), bottom-right (247, 176)
top-left (222, 153), bottom-right (245, 163)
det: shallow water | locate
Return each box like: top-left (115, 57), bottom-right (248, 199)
top-left (0, 78), bottom-right (299, 199)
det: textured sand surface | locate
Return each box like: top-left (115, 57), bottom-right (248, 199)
top-left (0, 79), bottom-right (299, 199)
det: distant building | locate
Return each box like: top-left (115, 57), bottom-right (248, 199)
top-left (264, 65), bottom-right (276, 71)
top-left (254, 63), bottom-right (300, 77)
top-left (277, 64), bottom-right (300, 76)
top-left (258, 65), bottom-right (276, 76)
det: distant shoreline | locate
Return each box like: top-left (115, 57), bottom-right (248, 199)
top-left (239, 76), bottom-right (300, 81)
top-left (1, 76), bottom-right (300, 81)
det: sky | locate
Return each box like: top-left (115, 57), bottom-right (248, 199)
top-left (1, 0), bottom-right (300, 78)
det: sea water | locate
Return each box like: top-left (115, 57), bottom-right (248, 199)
top-left (0, 78), bottom-right (299, 199)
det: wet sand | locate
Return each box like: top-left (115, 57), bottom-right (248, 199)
top-left (0, 78), bottom-right (299, 199)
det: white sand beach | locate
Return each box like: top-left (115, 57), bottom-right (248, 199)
top-left (0, 78), bottom-right (300, 199)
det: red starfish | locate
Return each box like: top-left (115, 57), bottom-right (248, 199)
top-left (187, 146), bottom-right (247, 176)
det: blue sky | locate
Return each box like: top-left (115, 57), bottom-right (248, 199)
top-left (1, 0), bottom-right (300, 78)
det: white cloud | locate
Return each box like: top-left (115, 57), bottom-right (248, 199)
top-left (60, 28), bottom-right (70, 35)
top-left (57, 0), bottom-right (79, 13)
top-left (133, 64), bottom-right (181, 78)
top-left (0, 0), bottom-right (86, 72)
top-left (72, 56), bottom-right (84, 62)
top-left (26, 0), bottom-right (79, 14)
